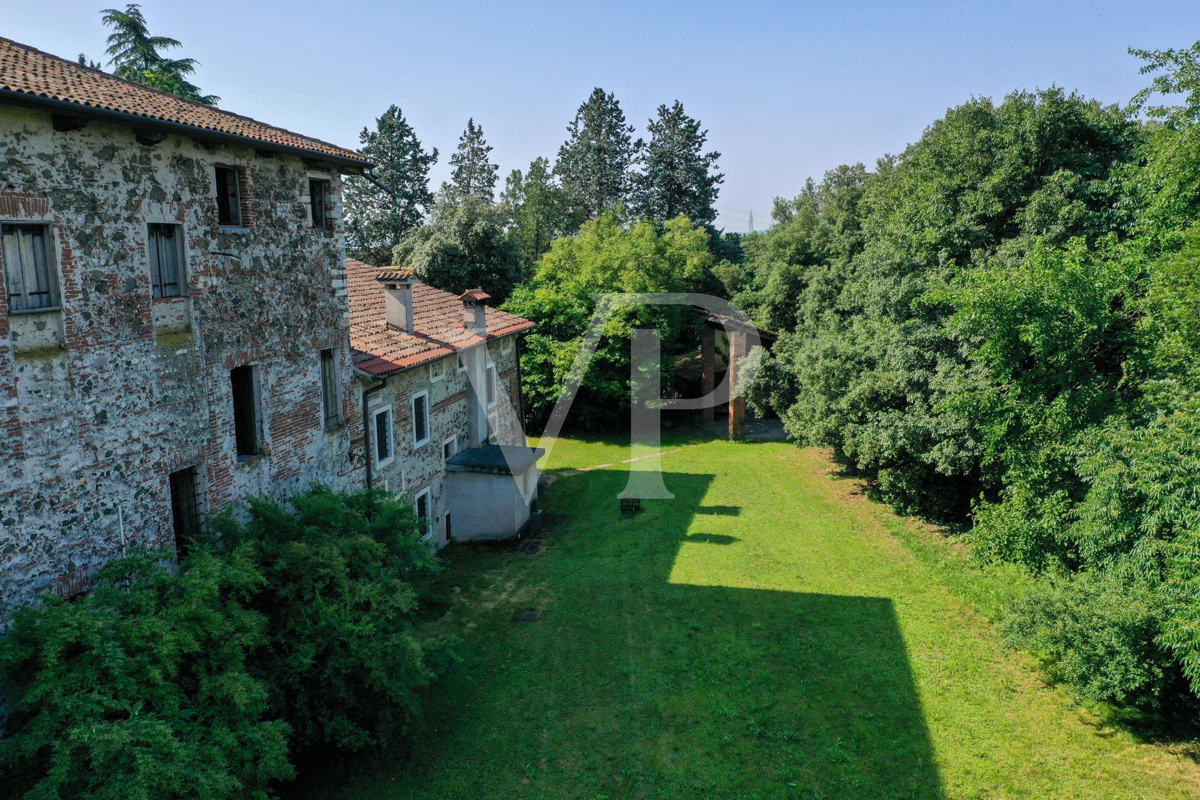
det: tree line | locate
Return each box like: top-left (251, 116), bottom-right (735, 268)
top-left (342, 89), bottom-right (726, 302)
top-left (734, 43), bottom-right (1200, 720)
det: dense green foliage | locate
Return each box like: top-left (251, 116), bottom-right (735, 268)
top-left (213, 487), bottom-right (446, 753)
top-left (0, 489), bottom-right (445, 797)
top-left (736, 47), bottom-right (1200, 715)
top-left (393, 195), bottom-right (523, 302)
top-left (499, 157), bottom-right (569, 266)
top-left (99, 4), bottom-right (218, 104)
top-left (503, 213), bottom-right (714, 428)
top-left (344, 106), bottom-right (439, 265)
top-left (0, 548), bottom-right (289, 799)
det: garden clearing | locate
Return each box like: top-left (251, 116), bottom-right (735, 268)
top-left (324, 436), bottom-right (1200, 798)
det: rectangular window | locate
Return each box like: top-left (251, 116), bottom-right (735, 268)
top-left (215, 166), bottom-right (242, 227)
top-left (415, 487), bottom-right (432, 539)
top-left (230, 365), bottom-right (260, 458)
top-left (442, 435), bottom-right (457, 462)
top-left (456, 354), bottom-right (466, 373)
top-left (501, 336), bottom-right (514, 355)
top-left (373, 405), bottom-right (394, 467)
top-left (2, 223), bottom-right (57, 312)
top-left (412, 390), bottom-right (430, 448)
top-left (148, 223), bottom-right (185, 298)
top-left (309, 178), bottom-right (330, 230)
top-left (320, 348), bottom-right (340, 428)
top-left (486, 363), bottom-right (498, 408)
top-left (430, 358), bottom-right (447, 382)
top-left (169, 466), bottom-right (202, 560)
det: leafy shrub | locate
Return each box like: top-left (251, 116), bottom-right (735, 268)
top-left (213, 486), bottom-right (448, 753)
top-left (1001, 573), bottom-right (1186, 710)
top-left (0, 548), bottom-right (291, 799)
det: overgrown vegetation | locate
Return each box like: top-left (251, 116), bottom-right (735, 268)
top-left (0, 488), bottom-right (445, 799)
top-left (736, 45), bottom-right (1200, 716)
top-left (503, 213), bottom-right (716, 428)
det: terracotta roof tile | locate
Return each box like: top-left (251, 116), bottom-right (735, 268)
top-left (0, 38), bottom-right (366, 164)
top-left (347, 258), bottom-right (535, 377)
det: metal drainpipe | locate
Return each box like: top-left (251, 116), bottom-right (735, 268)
top-left (361, 377), bottom-right (388, 490)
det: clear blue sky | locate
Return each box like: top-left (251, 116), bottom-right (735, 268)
top-left (8, 1), bottom-right (1200, 232)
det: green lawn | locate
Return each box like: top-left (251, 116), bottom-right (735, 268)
top-left (324, 437), bottom-right (1200, 798)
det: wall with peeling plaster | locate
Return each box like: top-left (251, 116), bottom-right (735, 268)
top-left (0, 105), bottom-right (363, 615)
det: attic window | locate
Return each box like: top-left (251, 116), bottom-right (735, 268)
top-left (215, 166), bottom-right (242, 227)
top-left (310, 179), bottom-right (330, 230)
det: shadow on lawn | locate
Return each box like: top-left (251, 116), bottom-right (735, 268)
top-left (302, 467), bottom-right (942, 798)
top-left (646, 471), bottom-right (941, 797)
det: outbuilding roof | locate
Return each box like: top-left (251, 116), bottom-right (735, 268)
top-left (0, 37), bottom-right (367, 166)
top-left (446, 445), bottom-right (545, 474)
top-left (347, 258), bottom-right (536, 377)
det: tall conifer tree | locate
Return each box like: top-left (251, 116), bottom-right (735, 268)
top-left (343, 106), bottom-right (438, 265)
top-left (446, 118), bottom-right (499, 201)
top-left (635, 101), bottom-right (723, 225)
top-left (555, 88), bottom-right (641, 227)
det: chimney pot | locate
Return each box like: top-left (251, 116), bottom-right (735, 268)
top-left (376, 268), bottom-right (418, 334)
top-left (459, 288), bottom-right (490, 335)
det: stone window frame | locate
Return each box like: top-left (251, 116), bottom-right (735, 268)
top-left (501, 336), bottom-right (514, 355)
top-left (414, 486), bottom-right (433, 540)
top-left (1, 220), bottom-right (63, 314)
top-left (213, 164), bottom-right (248, 231)
top-left (372, 404), bottom-right (395, 469)
top-left (411, 389), bottom-right (431, 450)
top-left (430, 357), bottom-right (448, 383)
top-left (442, 434), bottom-right (457, 463)
top-left (146, 222), bottom-right (189, 299)
top-left (319, 347), bottom-right (342, 430)
top-left (306, 173), bottom-right (332, 232)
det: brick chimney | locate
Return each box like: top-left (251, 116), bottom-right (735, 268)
top-left (459, 288), bottom-right (490, 336)
top-left (376, 268), bottom-right (419, 334)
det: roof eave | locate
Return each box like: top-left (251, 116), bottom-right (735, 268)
top-left (0, 89), bottom-right (371, 170)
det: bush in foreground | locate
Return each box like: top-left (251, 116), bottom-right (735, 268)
top-left (0, 487), bottom-right (448, 798)
top-left (213, 486), bottom-right (448, 752)
top-left (0, 548), bottom-right (291, 799)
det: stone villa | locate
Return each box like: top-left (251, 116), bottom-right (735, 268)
top-left (0, 38), bottom-right (538, 614)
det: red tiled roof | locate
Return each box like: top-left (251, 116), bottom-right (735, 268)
top-left (0, 38), bottom-right (366, 165)
top-left (347, 258), bottom-right (535, 377)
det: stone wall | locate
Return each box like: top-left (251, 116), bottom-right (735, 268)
top-left (0, 106), bottom-right (362, 614)
top-left (367, 334), bottom-right (525, 547)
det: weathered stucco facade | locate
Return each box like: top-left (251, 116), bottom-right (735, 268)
top-left (0, 104), bottom-right (363, 610)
